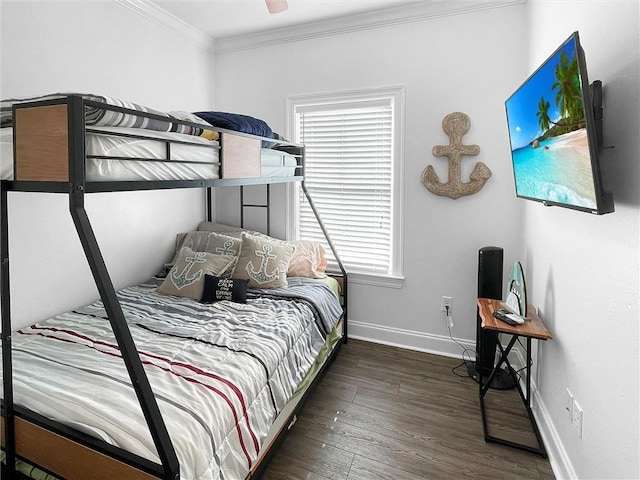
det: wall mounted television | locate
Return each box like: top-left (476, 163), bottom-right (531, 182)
top-left (505, 31), bottom-right (614, 215)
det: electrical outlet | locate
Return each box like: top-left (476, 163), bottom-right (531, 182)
top-left (441, 296), bottom-right (453, 313)
top-left (572, 399), bottom-right (583, 438)
top-left (565, 388), bottom-right (574, 417)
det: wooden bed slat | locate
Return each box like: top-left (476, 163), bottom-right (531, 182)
top-left (221, 133), bottom-right (261, 178)
top-left (14, 104), bottom-right (70, 182)
top-left (1, 416), bottom-right (159, 480)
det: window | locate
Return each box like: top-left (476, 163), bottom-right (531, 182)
top-left (287, 87), bottom-right (404, 285)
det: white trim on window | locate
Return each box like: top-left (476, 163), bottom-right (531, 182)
top-left (286, 86), bottom-right (404, 284)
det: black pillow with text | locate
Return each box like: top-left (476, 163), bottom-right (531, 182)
top-left (201, 275), bottom-right (249, 304)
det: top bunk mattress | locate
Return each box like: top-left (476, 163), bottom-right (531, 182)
top-left (0, 126), bottom-right (299, 182)
top-left (0, 125), bottom-right (220, 181)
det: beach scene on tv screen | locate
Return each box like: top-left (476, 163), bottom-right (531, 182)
top-left (506, 36), bottom-right (597, 209)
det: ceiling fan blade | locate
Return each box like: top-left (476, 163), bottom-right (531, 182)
top-left (266, 0), bottom-right (288, 14)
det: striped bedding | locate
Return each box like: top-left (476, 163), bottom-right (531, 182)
top-left (4, 279), bottom-right (342, 480)
top-left (1, 93), bottom-right (207, 136)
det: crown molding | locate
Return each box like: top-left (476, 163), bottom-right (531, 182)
top-left (215, 0), bottom-right (526, 54)
top-left (115, 0), bottom-right (525, 55)
top-left (115, 0), bottom-right (216, 54)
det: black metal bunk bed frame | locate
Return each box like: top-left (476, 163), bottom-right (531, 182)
top-left (0, 94), bottom-right (348, 480)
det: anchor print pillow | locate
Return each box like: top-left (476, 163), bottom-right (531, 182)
top-left (167, 232), bottom-right (212, 269)
top-left (171, 231), bottom-right (242, 262)
top-left (158, 247), bottom-right (237, 300)
top-left (204, 232), bottom-right (243, 257)
top-left (232, 232), bottom-right (295, 289)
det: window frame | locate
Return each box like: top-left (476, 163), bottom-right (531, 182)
top-left (286, 86), bottom-right (405, 288)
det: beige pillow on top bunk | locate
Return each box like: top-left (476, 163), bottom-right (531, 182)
top-left (232, 232), bottom-right (295, 289)
top-left (158, 247), bottom-right (236, 300)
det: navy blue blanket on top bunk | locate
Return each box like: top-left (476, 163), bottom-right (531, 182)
top-left (194, 111), bottom-right (276, 147)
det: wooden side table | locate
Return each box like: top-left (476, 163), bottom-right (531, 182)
top-left (477, 298), bottom-right (552, 457)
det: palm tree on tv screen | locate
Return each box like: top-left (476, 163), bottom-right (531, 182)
top-left (534, 51), bottom-right (585, 143)
top-left (536, 96), bottom-right (551, 133)
top-left (551, 51), bottom-right (584, 133)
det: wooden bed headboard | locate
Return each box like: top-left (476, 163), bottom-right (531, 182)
top-left (14, 104), bottom-right (70, 182)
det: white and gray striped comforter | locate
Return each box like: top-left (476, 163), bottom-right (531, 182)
top-left (5, 279), bottom-right (342, 480)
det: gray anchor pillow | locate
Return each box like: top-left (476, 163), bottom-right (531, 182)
top-left (204, 232), bottom-right (243, 257)
top-left (232, 232), bottom-right (295, 289)
top-left (158, 247), bottom-right (237, 300)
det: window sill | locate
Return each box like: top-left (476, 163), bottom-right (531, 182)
top-left (347, 272), bottom-right (405, 289)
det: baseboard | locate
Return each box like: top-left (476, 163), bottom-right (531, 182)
top-left (347, 319), bottom-right (475, 359)
top-left (494, 345), bottom-right (575, 479)
top-left (347, 321), bottom-right (574, 480)
top-left (499, 346), bottom-right (575, 480)
top-left (531, 383), bottom-right (577, 479)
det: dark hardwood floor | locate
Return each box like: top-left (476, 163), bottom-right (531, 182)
top-left (262, 339), bottom-right (555, 480)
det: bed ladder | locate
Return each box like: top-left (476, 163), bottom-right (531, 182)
top-left (240, 184), bottom-right (272, 236)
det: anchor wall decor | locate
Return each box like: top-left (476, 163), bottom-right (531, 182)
top-left (421, 112), bottom-right (491, 199)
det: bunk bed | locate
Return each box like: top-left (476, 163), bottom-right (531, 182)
top-left (0, 94), bottom-right (348, 480)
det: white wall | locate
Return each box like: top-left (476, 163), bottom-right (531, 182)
top-left (0, 1), bottom-right (216, 327)
top-left (214, 2), bottom-right (640, 479)
top-left (214, 3), bottom-right (528, 356)
top-left (524, 1), bottom-right (639, 479)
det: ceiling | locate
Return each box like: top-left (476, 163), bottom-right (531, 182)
top-left (150, 0), bottom-right (427, 40)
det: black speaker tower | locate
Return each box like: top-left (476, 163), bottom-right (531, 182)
top-left (468, 246), bottom-right (516, 390)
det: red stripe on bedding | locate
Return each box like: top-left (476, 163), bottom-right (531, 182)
top-left (19, 324), bottom-right (259, 467)
top-left (138, 351), bottom-right (261, 454)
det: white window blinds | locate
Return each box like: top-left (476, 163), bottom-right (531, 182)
top-left (295, 98), bottom-right (395, 275)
